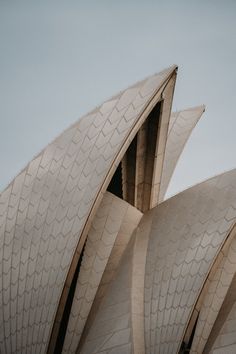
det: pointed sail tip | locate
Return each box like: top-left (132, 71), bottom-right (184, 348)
top-left (167, 64), bottom-right (178, 74)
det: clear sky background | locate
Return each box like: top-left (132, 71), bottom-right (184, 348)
top-left (0, 0), bottom-right (235, 197)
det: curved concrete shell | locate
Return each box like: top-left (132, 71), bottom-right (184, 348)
top-left (159, 105), bottom-right (205, 202)
top-left (190, 231), bottom-right (236, 353)
top-left (1, 65), bottom-right (236, 354)
top-left (79, 170), bottom-right (236, 354)
top-left (62, 192), bottom-right (142, 354)
top-left (0, 66), bottom-right (177, 353)
top-left (206, 275), bottom-right (236, 353)
top-left (144, 170), bottom-right (236, 353)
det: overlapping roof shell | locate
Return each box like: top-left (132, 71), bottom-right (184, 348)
top-left (0, 65), bottom-right (235, 354)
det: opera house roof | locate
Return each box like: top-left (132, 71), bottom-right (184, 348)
top-left (0, 65), bottom-right (236, 354)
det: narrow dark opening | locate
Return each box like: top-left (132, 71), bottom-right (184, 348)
top-left (53, 244), bottom-right (86, 354)
top-left (140, 100), bottom-right (162, 211)
top-left (107, 162), bottom-right (123, 199)
top-left (145, 100), bottom-right (162, 184)
top-left (204, 273), bottom-right (236, 352)
top-left (122, 134), bottom-right (137, 205)
top-left (106, 100), bottom-right (162, 209)
top-left (179, 313), bottom-right (199, 353)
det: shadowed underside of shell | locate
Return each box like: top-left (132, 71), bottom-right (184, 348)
top-left (0, 65), bottom-right (235, 354)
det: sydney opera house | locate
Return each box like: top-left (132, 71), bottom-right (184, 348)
top-left (1, 65), bottom-right (236, 354)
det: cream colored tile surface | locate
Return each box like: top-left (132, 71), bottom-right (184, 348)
top-left (62, 192), bottom-right (142, 353)
top-left (144, 170), bottom-right (236, 353)
top-left (1, 64), bottom-right (236, 354)
top-left (79, 170), bottom-right (236, 354)
top-left (210, 300), bottom-right (236, 353)
top-left (159, 106), bottom-right (205, 202)
top-left (190, 232), bottom-right (236, 353)
top-left (0, 66), bottom-right (176, 353)
top-left (79, 236), bottom-right (135, 354)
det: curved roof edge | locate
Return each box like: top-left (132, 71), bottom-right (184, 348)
top-left (78, 168), bottom-right (236, 354)
top-left (144, 168), bottom-right (236, 353)
top-left (158, 104), bottom-right (205, 202)
top-left (47, 65), bottom-right (178, 353)
top-left (0, 65), bottom-right (178, 354)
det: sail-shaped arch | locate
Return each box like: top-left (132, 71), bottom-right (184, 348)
top-left (0, 66), bottom-right (181, 353)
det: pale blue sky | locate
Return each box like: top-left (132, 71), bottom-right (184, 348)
top-left (0, 0), bottom-right (235, 197)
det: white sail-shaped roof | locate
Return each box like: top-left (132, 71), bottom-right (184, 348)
top-left (0, 66), bottom-right (177, 353)
top-left (2, 64), bottom-right (233, 354)
top-left (159, 105), bottom-right (205, 202)
top-left (79, 169), bottom-right (236, 354)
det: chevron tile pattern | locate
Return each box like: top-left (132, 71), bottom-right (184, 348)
top-left (80, 194), bottom-right (144, 345)
top-left (210, 300), bottom-right (236, 353)
top-left (159, 105), bottom-right (205, 202)
top-left (78, 170), bottom-right (236, 354)
top-left (144, 169), bottom-right (236, 353)
top-left (0, 66), bottom-right (177, 353)
top-left (79, 234), bottom-right (137, 354)
top-left (1, 64), bottom-right (236, 354)
top-left (190, 230), bottom-right (236, 353)
top-left (62, 192), bottom-right (142, 353)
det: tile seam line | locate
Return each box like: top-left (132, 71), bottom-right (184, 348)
top-left (64, 195), bottom-right (129, 353)
top-left (153, 72), bottom-right (177, 207)
top-left (159, 106), bottom-right (205, 202)
top-left (46, 67), bottom-right (177, 354)
top-left (0, 68), bottom-right (173, 196)
top-left (177, 221), bottom-right (236, 353)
